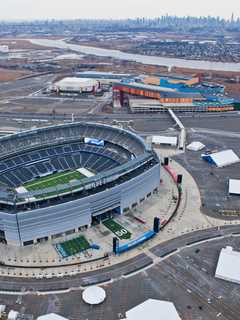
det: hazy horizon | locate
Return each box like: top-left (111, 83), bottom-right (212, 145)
top-left (0, 0), bottom-right (239, 21)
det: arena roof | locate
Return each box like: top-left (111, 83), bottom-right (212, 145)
top-left (55, 77), bottom-right (98, 88)
top-left (156, 73), bottom-right (197, 81)
top-left (124, 299), bottom-right (182, 320)
top-left (215, 246), bottom-right (240, 284)
top-left (116, 82), bottom-right (203, 99)
top-left (229, 179), bottom-right (240, 195)
top-left (121, 81), bottom-right (177, 92)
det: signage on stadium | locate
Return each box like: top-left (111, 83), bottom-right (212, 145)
top-left (85, 138), bottom-right (104, 146)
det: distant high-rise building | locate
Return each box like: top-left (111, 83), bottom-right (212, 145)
top-left (0, 45), bottom-right (9, 54)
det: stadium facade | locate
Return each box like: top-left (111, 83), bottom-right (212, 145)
top-left (0, 123), bottom-right (160, 246)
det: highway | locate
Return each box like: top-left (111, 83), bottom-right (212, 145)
top-left (0, 110), bottom-right (239, 122)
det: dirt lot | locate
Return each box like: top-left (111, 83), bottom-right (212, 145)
top-left (0, 39), bottom-right (53, 50)
top-left (0, 68), bottom-right (32, 82)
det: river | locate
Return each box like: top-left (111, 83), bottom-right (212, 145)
top-left (29, 38), bottom-right (240, 72)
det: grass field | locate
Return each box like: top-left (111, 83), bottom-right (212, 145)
top-left (102, 218), bottom-right (132, 240)
top-left (56, 235), bottom-right (90, 258)
top-left (24, 170), bottom-right (85, 192)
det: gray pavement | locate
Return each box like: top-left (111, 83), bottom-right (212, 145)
top-left (1, 234), bottom-right (240, 320)
top-left (174, 131), bottom-right (240, 218)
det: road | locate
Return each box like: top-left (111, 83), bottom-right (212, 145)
top-left (0, 110), bottom-right (239, 122)
top-left (0, 224), bottom-right (239, 293)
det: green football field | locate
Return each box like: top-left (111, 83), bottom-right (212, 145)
top-left (102, 218), bottom-right (132, 240)
top-left (24, 170), bottom-right (85, 193)
top-left (56, 235), bottom-right (90, 258)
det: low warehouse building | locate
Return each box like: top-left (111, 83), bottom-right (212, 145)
top-left (124, 299), bottom-right (182, 320)
top-left (152, 135), bottom-right (178, 147)
top-left (201, 149), bottom-right (240, 168)
top-left (215, 246), bottom-right (240, 285)
top-left (229, 179), bottom-right (240, 195)
top-left (37, 314), bottom-right (69, 320)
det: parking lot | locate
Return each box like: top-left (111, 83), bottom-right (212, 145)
top-left (174, 130), bottom-right (240, 218)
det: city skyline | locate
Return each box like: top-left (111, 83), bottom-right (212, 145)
top-left (0, 0), bottom-right (239, 21)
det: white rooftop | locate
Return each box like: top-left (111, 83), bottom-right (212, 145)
top-left (0, 305), bottom-right (6, 313)
top-left (8, 311), bottom-right (19, 320)
top-left (187, 141), bottom-right (205, 151)
top-left (80, 71), bottom-right (131, 76)
top-left (37, 313), bottom-right (69, 320)
top-left (128, 82), bottom-right (177, 92)
top-left (229, 179), bottom-right (240, 195)
top-left (124, 299), bottom-right (181, 320)
top-left (152, 135), bottom-right (178, 146)
top-left (129, 98), bottom-right (163, 105)
top-left (56, 77), bottom-right (97, 85)
top-left (203, 149), bottom-right (240, 168)
top-left (82, 286), bottom-right (106, 305)
top-left (215, 246), bottom-right (240, 284)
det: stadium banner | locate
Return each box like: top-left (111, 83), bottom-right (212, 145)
top-left (84, 137), bottom-right (104, 146)
top-left (116, 230), bottom-right (155, 254)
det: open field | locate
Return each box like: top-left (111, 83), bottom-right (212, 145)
top-left (24, 170), bottom-right (85, 192)
top-left (0, 39), bottom-right (53, 50)
top-left (0, 68), bottom-right (32, 82)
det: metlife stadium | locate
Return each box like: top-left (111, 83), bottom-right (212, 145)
top-left (0, 122), bottom-right (160, 246)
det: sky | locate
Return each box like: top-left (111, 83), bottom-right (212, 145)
top-left (0, 0), bottom-right (239, 21)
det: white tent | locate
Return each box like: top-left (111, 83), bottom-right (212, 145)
top-left (124, 299), bottom-right (182, 320)
top-left (0, 305), bottom-right (6, 316)
top-left (82, 286), bottom-right (106, 305)
top-left (8, 311), bottom-right (19, 320)
top-left (187, 141), bottom-right (205, 151)
top-left (229, 179), bottom-right (240, 195)
top-left (37, 314), bottom-right (69, 320)
top-left (202, 149), bottom-right (240, 168)
top-left (215, 246), bottom-right (240, 284)
top-left (152, 135), bottom-right (178, 147)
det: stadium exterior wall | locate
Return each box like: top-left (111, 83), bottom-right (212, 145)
top-left (0, 163), bottom-right (160, 246)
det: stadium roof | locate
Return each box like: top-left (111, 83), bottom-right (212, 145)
top-left (215, 246), bottom-right (240, 284)
top-left (124, 299), bottom-right (182, 320)
top-left (202, 149), bottom-right (240, 168)
top-left (229, 179), bottom-right (240, 195)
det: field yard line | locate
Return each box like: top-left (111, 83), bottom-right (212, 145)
top-left (26, 171), bottom-right (82, 188)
